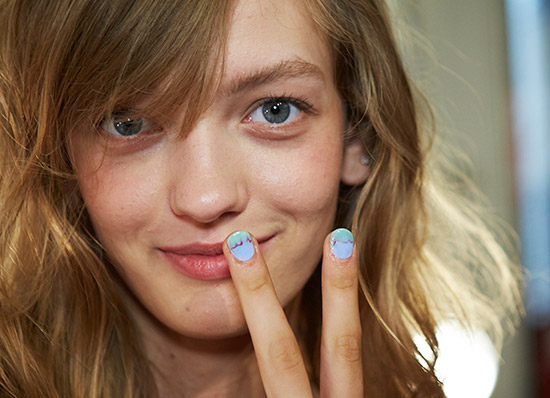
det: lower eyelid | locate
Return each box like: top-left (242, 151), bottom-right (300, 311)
top-left (241, 121), bottom-right (307, 141)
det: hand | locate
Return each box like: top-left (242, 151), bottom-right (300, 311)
top-left (223, 229), bottom-right (364, 398)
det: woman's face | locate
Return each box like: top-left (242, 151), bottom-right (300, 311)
top-left (72, 0), bottom-right (356, 339)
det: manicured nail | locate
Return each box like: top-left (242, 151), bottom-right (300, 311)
top-left (228, 231), bottom-right (255, 262)
top-left (330, 228), bottom-right (354, 259)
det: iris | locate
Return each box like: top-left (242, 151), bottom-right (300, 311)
top-left (262, 101), bottom-right (291, 124)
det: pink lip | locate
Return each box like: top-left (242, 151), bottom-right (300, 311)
top-left (159, 235), bottom-right (273, 280)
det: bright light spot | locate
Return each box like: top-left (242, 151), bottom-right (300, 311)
top-left (414, 321), bottom-right (499, 398)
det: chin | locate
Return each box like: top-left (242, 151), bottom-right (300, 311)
top-left (153, 309), bottom-right (252, 343)
top-left (133, 285), bottom-right (253, 341)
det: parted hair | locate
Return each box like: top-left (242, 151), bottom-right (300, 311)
top-left (0, 0), bottom-right (521, 397)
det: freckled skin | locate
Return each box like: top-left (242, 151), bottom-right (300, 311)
top-left (71, 0), bottom-right (347, 341)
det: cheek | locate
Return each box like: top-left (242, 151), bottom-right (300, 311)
top-left (249, 132), bottom-right (343, 305)
top-left (252, 133), bottom-right (343, 217)
top-left (76, 153), bottom-right (163, 244)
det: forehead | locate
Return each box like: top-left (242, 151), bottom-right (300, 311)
top-left (222, 0), bottom-right (332, 84)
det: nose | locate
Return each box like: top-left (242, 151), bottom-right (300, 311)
top-left (168, 125), bottom-right (247, 224)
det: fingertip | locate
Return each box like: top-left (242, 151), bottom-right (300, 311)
top-left (225, 230), bottom-right (256, 263)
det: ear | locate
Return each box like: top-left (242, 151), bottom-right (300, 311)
top-left (341, 140), bottom-right (370, 186)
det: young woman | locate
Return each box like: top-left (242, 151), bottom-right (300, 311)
top-left (0, 0), bottom-right (521, 396)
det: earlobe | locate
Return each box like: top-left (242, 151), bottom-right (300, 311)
top-left (341, 140), bottom-right (370, 186)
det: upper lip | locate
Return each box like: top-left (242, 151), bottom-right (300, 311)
top-left (159, 235), bottom-right (273, 256)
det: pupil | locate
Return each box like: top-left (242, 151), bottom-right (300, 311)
top-left (271, 104), bottom-right (281, 114)
top-left (262, 101), bottom-right (290, 124)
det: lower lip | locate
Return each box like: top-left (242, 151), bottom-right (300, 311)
top-left (161, 237), bottom-right (273, 281)
top-left (162, 252), bottom-right (231, 280)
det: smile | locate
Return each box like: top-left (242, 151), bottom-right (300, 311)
top-left (159, 235), bottom-right (273, 280)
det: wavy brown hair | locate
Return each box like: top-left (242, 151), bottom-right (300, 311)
top-left (0, 0), bottom-right (521, 397)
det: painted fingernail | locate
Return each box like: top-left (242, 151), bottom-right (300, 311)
top-left (228, 231), bottom-right (255, 262)
top-left (330, 228), bottom-right (354, 259)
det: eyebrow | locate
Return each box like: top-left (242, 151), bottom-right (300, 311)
top-left (221, 59), bottom-right (325, 96)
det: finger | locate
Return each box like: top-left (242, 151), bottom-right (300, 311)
top-left (320, 228), bottom-right (363, 398)
top-left (223, 231), bottom-right (312, 398)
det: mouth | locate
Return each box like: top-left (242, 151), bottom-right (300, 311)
top-left (159, 235), bottom-right (273, 280)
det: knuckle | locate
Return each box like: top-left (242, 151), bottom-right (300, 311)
top-left (269, 337), bottom-right (303, 371)
top-left (245, 271), bottom-right (270, 293)
top-left (329, 271), bottom-right (356, 290)
top-left (332, 334), bottom-right (362, 362)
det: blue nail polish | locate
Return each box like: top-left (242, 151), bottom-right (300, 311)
top-left (330, 228), bottom-right (354, 259)
top-left (228, 231), bottom-right (255, 262)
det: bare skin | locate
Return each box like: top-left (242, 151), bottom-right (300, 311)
top-left (72, 0), bottom-right (368, 396)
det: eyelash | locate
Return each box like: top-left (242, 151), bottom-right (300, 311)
top-left (256, 95), bottom-right (312, 110)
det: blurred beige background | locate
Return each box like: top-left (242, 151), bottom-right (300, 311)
top-left (388, 1), bottom-right (535, 397)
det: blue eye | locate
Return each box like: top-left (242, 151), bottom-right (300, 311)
top-left (249, 100), bottom-right (301, 124)
top-left (102, 114), bottom-right (151, 137)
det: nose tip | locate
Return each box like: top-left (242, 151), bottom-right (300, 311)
top-left (170, 171), bottom-right (247, 224)
top-left (168, 134), bottom-right (247, 224)
top-left (175, 188), bottom-right (244, 224)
